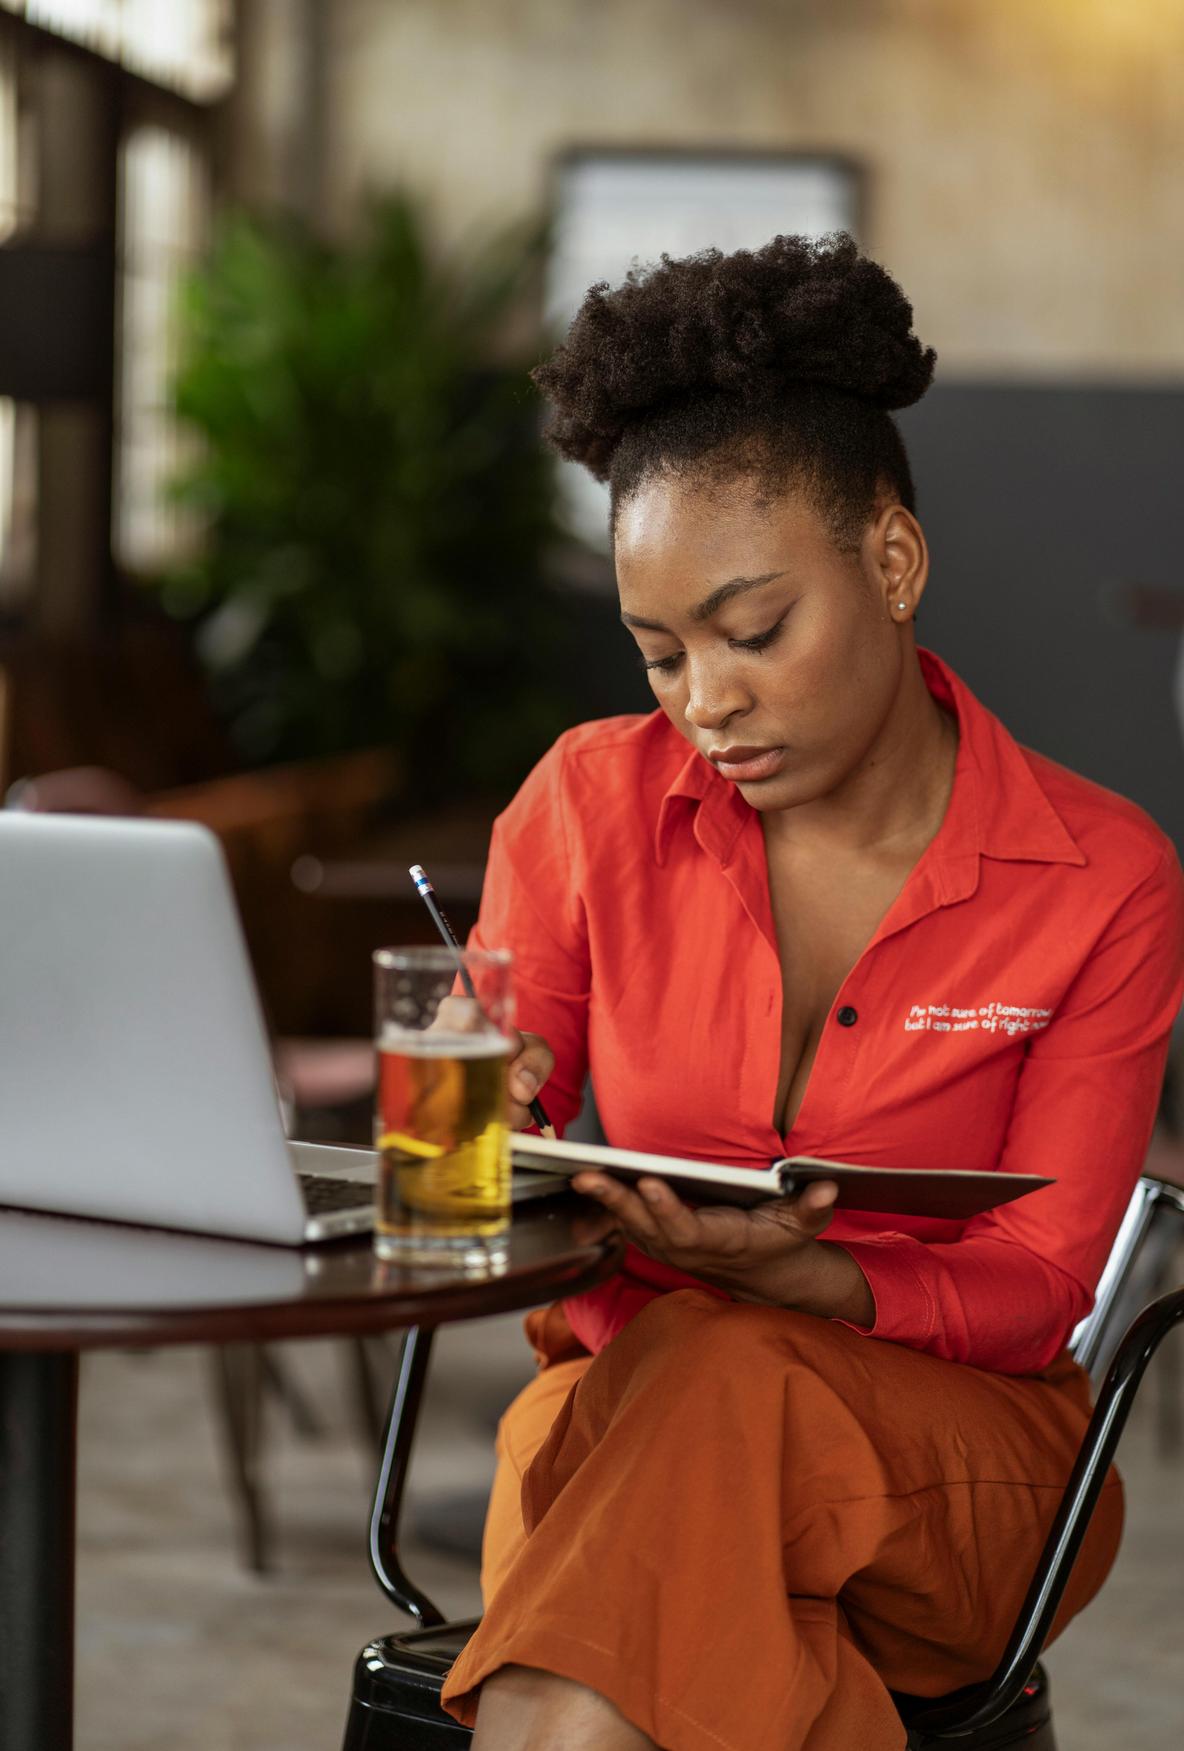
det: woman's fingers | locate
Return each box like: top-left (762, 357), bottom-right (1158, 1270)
top-left (505, 1029), bottom-right (555, 1129)
top-left (572, 1174), bottom-right (657, 1238)
top-left (633, 1176), bottom-right (704, 1245)
top-left (751, 1180), bottom-right (839, 1243)
top-left (431, 994), bottom-right (484, 1032)
top-left (569, 1206), bottom-right (622, 1247)
top-left (572, 1172), bottom-right (840, 1272)
top-left (572, 1174), bottom-right (699, 1251)
top-left (429, 1012), bottom-right (555, 1130)
top-left (789, 1180), bottom-right (839, 1235)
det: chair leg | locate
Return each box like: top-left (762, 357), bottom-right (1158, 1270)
top-left (1156, 1307), bottom-right (1183, 1456)
top-left (210, 1343), bottom-right (269, 1573)
top-left (369, 1327), bottom-right (446, 1625)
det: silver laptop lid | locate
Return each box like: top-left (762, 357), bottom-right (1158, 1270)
top-left (0, 813), bottom-right (307, 1243)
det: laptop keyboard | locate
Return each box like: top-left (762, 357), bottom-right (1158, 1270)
top-left (298, 1166), bottom-right (572, 1220)
top-left (298, 1173), bottom-right (374, 1215)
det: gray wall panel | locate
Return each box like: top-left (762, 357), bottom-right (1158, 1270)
top-left (900, 385), bottom-right (1184, 855)
top-left (565, 385), bottom-right (1184, 855)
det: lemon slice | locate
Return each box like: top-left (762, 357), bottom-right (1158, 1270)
top-left (376, 1130), bottom-right (447, 1158)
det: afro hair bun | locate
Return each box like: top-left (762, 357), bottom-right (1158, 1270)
top-left (533, 232), bottom-right (936, 482)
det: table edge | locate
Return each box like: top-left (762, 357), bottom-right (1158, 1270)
top-left (0, 1238), bottom-right (622, 1351)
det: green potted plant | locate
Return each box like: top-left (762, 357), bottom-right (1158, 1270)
top-left (160, 194), bottom-right (574, 800)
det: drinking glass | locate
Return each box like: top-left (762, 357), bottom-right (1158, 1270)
top-left (372, 946), bottom-right (513, 1268)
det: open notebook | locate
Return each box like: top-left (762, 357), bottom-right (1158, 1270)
top-left (511, 1135), bottom-right (1052, 1222)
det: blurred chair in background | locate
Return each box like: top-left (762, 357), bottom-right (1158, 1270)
top-left (0, 630), bottom-right (234, 797)
top-left (145, 747), bottom-right (401, 1057)
top-left (4, 744), bottom-right (399, 1054)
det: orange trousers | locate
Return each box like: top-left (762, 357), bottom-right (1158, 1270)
top-left (441, 1289), bottom-right (1122, 1751)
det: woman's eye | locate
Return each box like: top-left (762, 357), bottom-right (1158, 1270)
top-left (730, 617), bottom-right (786, 653)
top-left (637, 613), bottom-right (787, 673)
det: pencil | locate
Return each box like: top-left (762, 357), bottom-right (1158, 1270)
top-left (408, 863), bottom-right (557, 1139)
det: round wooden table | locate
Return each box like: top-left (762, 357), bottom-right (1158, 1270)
top-left (0, 1199), bottom-right (621, 1751)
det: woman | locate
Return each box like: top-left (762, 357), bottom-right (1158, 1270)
top-left (441, 233), bottom-right (1184, 1750)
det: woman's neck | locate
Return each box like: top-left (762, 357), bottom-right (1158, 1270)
top-left (762, 659), bottom-right (959, 863)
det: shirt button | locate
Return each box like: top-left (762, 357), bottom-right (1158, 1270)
top-left (837, 1005), bottom-right (858, 1027)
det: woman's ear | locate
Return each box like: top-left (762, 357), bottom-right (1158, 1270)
top-left (863, 502), bottom-right (929, 624)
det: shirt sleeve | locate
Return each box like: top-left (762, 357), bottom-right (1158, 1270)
top-left (833, 843), bottom-right (1184, 1373)
top-left (466, 735), bottom-right (591, 1136)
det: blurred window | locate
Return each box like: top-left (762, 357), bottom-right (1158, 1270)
top-left (114, 121), bottom-right (209, 575)
top-left (545, 149), bottom-right (862, 554)
top-left (0, 29), bottom-right (15, 240)
top-left (0, 399), bottom-right (37, 611)
top-left (0, 28), bottom-right (37, 612)
top-left (1, 0), bottom-right (233, 102)
top-left (0, 2), bottom-right (231, 616)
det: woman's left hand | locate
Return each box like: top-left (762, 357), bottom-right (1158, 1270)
top-left (571, 1171), bottom-right (839, 1295)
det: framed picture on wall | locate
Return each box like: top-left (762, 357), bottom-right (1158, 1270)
top-left (544, 147), bottom-right (864, 553)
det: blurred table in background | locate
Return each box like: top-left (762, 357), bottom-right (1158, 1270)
top-left (291, 797), bottom-right (496, 908)
top-left (284, 796), bottom-right (499, 1048)
top-left (279, 797), bottom-right (499, 1142)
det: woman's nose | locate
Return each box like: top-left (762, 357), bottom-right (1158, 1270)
top-left (683, 657), bottom-right (751, 732)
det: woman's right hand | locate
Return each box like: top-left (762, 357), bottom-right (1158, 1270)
top-left (505, 1028), bottom-right (555, 1130)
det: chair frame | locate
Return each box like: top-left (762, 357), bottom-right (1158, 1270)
top-left (906, 1281), bottom-right (1182, 1737)
top-left (363, 1173), bottom-right (1184, 1738)
top-left (1071, 1176), bottom-right (1184, 1380)
top-left (369, 1323), bottom-right (446, 1628)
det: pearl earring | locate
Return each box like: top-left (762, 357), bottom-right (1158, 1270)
top-left (896, 602), bottom-right (907, 612)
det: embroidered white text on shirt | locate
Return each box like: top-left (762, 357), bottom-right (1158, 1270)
top-left (903, 1002), bottom-right (1052, 1037)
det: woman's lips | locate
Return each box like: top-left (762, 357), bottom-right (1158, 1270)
top-left (710, 746), bottom-right (786, 782)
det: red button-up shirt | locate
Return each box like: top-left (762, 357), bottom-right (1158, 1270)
top-left (470, 648), bottom-right (1184, 1372)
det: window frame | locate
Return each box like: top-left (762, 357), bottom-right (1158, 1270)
top-left (0, 6), bottom-right (228, 633)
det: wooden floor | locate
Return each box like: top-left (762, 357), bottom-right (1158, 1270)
top-left (75, 1311), bottom-right (1183, 1750)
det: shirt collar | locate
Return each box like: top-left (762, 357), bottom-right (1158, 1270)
top-left (653, 645), bottom-right (1086, 875)
top-left (920, 647), bottom-right (1085, 871)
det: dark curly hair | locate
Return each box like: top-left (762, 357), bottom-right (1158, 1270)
top-left (532, 232), bottom-right (936, 549)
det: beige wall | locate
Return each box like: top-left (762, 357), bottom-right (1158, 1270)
top-left (321, 0), bottom-right (1184, 378)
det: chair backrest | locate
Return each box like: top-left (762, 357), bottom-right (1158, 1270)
top-left (910, 1160), bottom-right (1184, 1739)
top-left (1070, 1171), bottom-right (1184, 1382)
top-left (361, 1164), bottom-right (1184, 1746)
top-left (4, 764), bottom-right (144, 815)
top-left (3, 749), bottom-right (401, 1036)
top-left (0, 631), bottom-right (234, 791)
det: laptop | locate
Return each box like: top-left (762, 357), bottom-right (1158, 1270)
top-left (0, 814), bottom-right (563, 1245)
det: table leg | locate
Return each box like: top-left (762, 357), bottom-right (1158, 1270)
top-left (209, 1344), bottom-right (269, 1573)
top-left (0, 1350), bottom-right (79, 1751)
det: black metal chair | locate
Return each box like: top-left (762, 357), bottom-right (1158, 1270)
top-left (341, 1174), bottom-right (1184, 1750)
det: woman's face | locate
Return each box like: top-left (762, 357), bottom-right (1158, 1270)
top-left (614, 473), bottom-right (925, 814)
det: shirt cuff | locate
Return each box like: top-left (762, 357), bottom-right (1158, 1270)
top-left (826, 1235), bottom-right (939, 1346)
